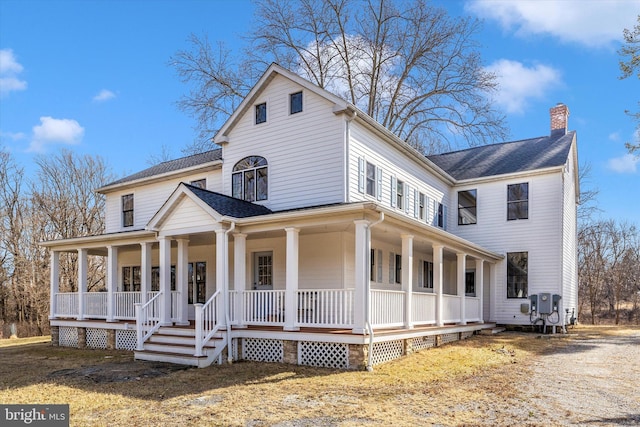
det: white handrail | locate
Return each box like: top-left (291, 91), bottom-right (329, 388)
top-left (194, 290), bottom-right (221, 357)
top-left (135, 291), bottom-right (162, 351)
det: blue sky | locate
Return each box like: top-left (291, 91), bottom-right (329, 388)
top-left (1, 0), bottom-right (638, 224)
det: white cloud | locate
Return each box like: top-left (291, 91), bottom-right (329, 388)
top-left (608, 132), bottom-right (620, 142)
top-left (0, 130), bottom-right (27, 141)
top-left (92, 89), bottom-right (116, 102)
top-left (484, 59), bottom-right (562, 114)
top-left (607, 153), bottom-right (639, 174)
top-left (0, 48), bottom-right (27, 96)
top-left (29, 116), bottom-right (85, 152)
top-left (466, 0), bottom-right (640, 48)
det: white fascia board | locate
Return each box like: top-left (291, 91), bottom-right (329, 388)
top-left (452, 165), bottom-right (565, 187)
top-left (146, 183), bottom-right (223, 232)
top-left (96, 161), bottom-right (222, 194)
top-left (39, 229), bottom-right (156, 251)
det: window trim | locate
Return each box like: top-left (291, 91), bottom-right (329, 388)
top-left (255, 102), bottom-right (267, 124)
top-left (458, 189), bottom-right (477, 225)
top-left (507, 251), bottom-right (528, 299)
top-left (232, 156), bottom-right (268, 202)
top-left (122, 194), bottom-right (134, 228)
top-left (465, 270), bottom-right (476, 296)
top-left (507, 182), bottom-right (529, 221)
top-left (289, 91), bottom-right (303, 114)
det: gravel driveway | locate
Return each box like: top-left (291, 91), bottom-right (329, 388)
top-left (509, 330), bottom-right (640, 426)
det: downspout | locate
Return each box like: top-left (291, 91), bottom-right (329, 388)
top-left (365, 211), bottom-right (384, 372)
top-left (224, 221), bottom-right (236, 363)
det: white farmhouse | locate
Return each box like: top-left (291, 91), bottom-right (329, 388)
top-left (42, 64), bottom-right (579, 369)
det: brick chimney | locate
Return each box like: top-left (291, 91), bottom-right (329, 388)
top-left (550, 103), bottom-right (569, 136)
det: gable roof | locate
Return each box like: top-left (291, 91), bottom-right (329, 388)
top-left (98, 149), bottom-right (223, 192)
top-left (184, 184), bottom-right (273, 218)
top-left (427, 131), bottom-right (576, 181)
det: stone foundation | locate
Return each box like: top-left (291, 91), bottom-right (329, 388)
top-left (51, 326), bottom-right (59, 346)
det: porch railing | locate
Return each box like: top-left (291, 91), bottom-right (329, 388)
top-left (370, 290), bottom-right (404, 327)
top-left (114, 292), bottom-right (141, 319)
top-left (465, 296), bottom-right (481, 322)
top-left (194, 290), bottom-right (221, 357)
top-left (135, 291), bottom-right (162, 351)
top-left (412, 292), bottom-right (436, 325)
top-left (236, 290), bottom-right (286, 326)
top-left (84, 293), bottom-right (107, 318)
top-left (296, 289), bottom-right (354, 327)
top-left (442, 294), bottom-right (462, 323)
top-left (55, 292), bottom-right (78, 317)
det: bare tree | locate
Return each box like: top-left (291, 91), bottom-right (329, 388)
top-left (171, 0), bottom-right (507, 154)
top-left (618, 14), bottom-right (639, 154)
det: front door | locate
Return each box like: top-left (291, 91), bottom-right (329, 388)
top-left (253, 252), bottom-right (273, 290)
top-left (187, 261), bottom-right (206, 319)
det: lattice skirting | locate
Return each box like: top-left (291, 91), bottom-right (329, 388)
top-left (59, 326), bottom-right (79, 348)
top-left (298, 341), bottom-right (349, 369)
top-left (86, 328), bottom-right (107, 349)
top-left (371, 340), bottom-right (404, 365)
top-left (411, 335), bottom-right (436, 351)
top-left (242, 338), bottom-right (283, 363)
top-left (440, 332), bottom-right (460, 344)
top-left (116, 330), bottom-right (137, 351)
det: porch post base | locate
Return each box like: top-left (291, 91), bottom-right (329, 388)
top-left (283, 326), bottom-right (300, 332)
top-left (106, 318), bottom-right (118, 323)
top-left (159, 321), bottom-right (173, 327)
top-left (458, 321), bottom-right (467, 326)
top-left (351, 327), bottom-right (366, 335)
top-left (173, 320), bottom-right (190, 326)
top-left (234, 325), bottom-right (248, 329)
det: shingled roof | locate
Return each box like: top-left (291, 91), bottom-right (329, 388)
top-left (104, 149), bottom-right (222, 187)
top-left (184, 183), bottom-right (273, 218)
top-left (427, 131), bottom-right (575, 181)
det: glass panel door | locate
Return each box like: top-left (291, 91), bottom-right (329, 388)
top-left (253, 252), bottom-right (273, 290)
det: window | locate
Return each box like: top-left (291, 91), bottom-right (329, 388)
top-left (508, 183), bottom-right (529, 220)
top-left (366, 162), bottom-right (376, 197)
top-left (396, 180), bottom-right (404, 210)
top-left (458, 189), bottom-right (477, 225)
top-left (420, 260), bottom-right (434, 290)
top-left (389, 252), bottom-right (401, 284)
top-left (188, 262), bottom-right (206, 304)
top-left (419, 192), bottom-right (426, 221)
top-left (255, 102), bottom-right (267, 124)
top-left (370, 249), bottom-right (375, 281)
top-left (435, 201), bottom-right (445, 228)
top-left (122, 194), bottom-right (134, 227)
top-left (121, 266), bottom-right (141, 292)
top-left (190, 179), bottom-right (206, 189)
top-left (149, 266), bottom-right (176, 292)
top-left (232, 156), bottom-right (268, 201)
top-left (290, 91), bottom-right (303, 114)
top-left (507, 252), bottom-right (528, 298)
top-left (465, 271), bottom-right (476, 296)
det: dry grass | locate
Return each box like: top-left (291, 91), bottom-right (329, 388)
top-left (1, 325), bottom-right (635, 426)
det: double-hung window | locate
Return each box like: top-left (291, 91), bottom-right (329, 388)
top-left (419, 192), bottom-right (426, 221)
top-left (396, 180), bottom-right (404, 210)
top-left (458, 189), bottom-right (477, 225)
top-left (389, 252), bottom-right (402, 284)
top-left (419, 260), bottom-right (434, 290)
top-left (366, 162), bottom-right (376, 197)
top-left (190, 179), bottom-right (206, 189)
top-left (232, 156), bottom-right (268, 201)
top-left (122, 194), bottom-right (134, 227)
top-left (507, 183), bottom-right (529, 220)
top-left (465, 271), bottom-right (476, 296)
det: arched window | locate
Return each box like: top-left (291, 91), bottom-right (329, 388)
top-left (232, 156), bottom-right (268, 201)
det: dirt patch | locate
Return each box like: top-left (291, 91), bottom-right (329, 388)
top-left (47, 361), bottom-right (191, 383)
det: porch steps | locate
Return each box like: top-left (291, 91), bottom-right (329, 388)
top-left (134, 326), bottom-right (226, 368)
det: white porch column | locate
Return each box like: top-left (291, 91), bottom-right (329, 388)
top-left (490, 263), bottom-right (497, 322)
top-left (106, 245), bottom-right (118, 322)
top-left (457, 252), bottom-right (467, 325)
top-left (215, 229), bottom-right (228, 327)
top-left (284, 227), bottom-right (300, 331)
top-left (401, 234), bottom-right (414, 329)
top-left (353, 220), bottom-right (369, 334)
top-left (433, 244), bottom-right (444, 327)
top-left (77, 248), bottom-right (87, 320)
top-left (234, 233), bottom-right (247, 328)
top-left (140, 242), bottom-right (152, 306)
top-left (176, 238), bottom-right (189, 325)
top-left (158, 236), bottom-right (172, 326)
top-left (476, 259), bottom-right (484, 324)
top-left (49, 251), bottom-right (60, 319)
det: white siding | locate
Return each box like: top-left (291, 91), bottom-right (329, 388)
top-left (221, 75), bottom-right (346, 211)
top-left (104, 169), bottom-right (222, 233)
top-left (161, 196), bottom-right (216, 233)
top-left (451, 172), bottom-right (565, 325)
top-left (348, 121), bottom-right (451, 227)
top-left (561, 144), bottom-right (579, 322)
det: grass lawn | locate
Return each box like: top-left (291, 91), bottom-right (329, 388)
top-left (0, 326), bottom-right (635, 426)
